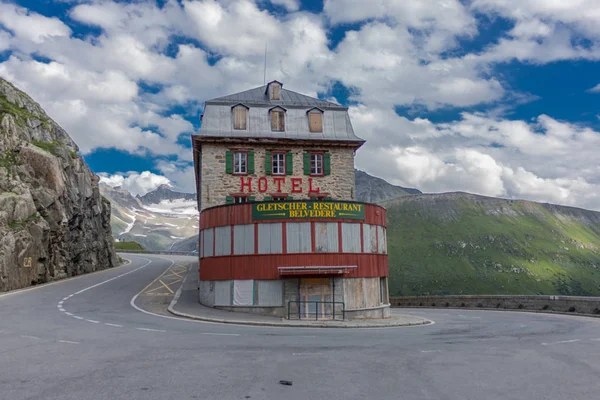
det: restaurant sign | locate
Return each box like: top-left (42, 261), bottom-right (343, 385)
top-left (252, 201), bottom-right (365, 220)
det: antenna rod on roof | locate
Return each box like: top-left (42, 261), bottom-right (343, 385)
top-left (263, 43), bottom-right (267, 85)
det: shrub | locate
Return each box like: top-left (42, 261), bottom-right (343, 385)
top-left (542, 304), bottom-right (550, 310)
top-left (568, 306), bottom-right (576, 312)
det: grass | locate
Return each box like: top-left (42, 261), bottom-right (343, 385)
top-left (386, 196), bottom-right (600, 296)
top-left (8, 213), bottom-right (41, 230)
top-left (114, 241), bottom-right (145, 251)
top-left (31, 139), bottom-right (61, 155)
top-left (0, 150), bottom-right (18, 168)
top-left (0, 92), bottom-right (50, 129)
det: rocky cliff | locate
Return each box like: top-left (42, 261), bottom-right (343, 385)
top-left (354, 169), bottom-right (421, 203)
top-left (0, 78), bottom-right (117, 292)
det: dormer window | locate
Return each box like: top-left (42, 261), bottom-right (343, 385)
top-left (307, 108), bottom-right (323, 133)
top-left (270, 106), bottom-right (286, 132)
top-left (266, 80), bottom-right (282, 100)
top-left (232, 104), bottom-right (248, 130)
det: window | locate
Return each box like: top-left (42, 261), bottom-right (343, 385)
top-left (234, 196), bottom-right (249, 204)
top-left (272, 195), bottom-right (288, 201)
top-left (233, 106), bottom-right (247, 130)
top-left (308, 110), bottom-right (323, 133)
top-left (233, 152), bottom-right (247, 174)
top-left (272, 84), bottom-right (280, 100)
top-left (272, 152), bottom-right (285, 175)
top-left (310, 153), bottom-right (323, 176)
top-left (269, 82), bottom-right (281, 100)
top-left (271, 109), bottom-right (285, 131)
top-left (303, 152), bottom-right (330, 176)
top-left (309, 193), bottom-right (329, 200)
top-left (226, 194), bottom-right (254, 204)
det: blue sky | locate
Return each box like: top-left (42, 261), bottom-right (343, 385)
top-left (1, 0), bottom-right (600, 210)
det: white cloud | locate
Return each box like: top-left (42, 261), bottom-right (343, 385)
top-left (2, 0), bottom-right (600, 212)
top-left (587, 83), bottom-right (600, 93)
top-left (269, 0), bottom-right (300, 12)
top-left (0, 2), bottom-right (71, 43)
top-left (353, 106), bottom-right (600, 210)
top-left (99, 171), bottom-right (171, 196)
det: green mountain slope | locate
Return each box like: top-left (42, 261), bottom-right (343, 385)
top-left (384, 192), bottom-right (600, 296)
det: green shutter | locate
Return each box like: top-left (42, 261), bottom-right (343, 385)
top-left (264, 196), bottom-right (272, 201)
top-left (265, 151), bottom-right (271, 175)
top-left (303, 152), bottom-right (310, 175)
top-left (324, 152), bottom-right (331, 176)
top-left (225, 151), bottom-right (233, 174)
top-left (286, 196), bottom-right (293, 201)
top-left (249, 196), bottom-right (255, 202)
top-left (225, 195), bottom-right (234, 204)
top-left (286, 152), bottom-right (293, 175)
top-left (248, 151), bottom-right (255, 174)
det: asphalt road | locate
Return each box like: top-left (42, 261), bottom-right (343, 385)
top-left (2, 254), bottom-right (600, 400)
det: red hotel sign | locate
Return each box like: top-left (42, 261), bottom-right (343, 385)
top-left (238, 176), bottom-right (321, 193)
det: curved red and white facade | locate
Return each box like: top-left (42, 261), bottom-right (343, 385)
top-left (198, 201), bottom-right (390, 319)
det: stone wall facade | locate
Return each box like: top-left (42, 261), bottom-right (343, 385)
top-left (199, 142), bottom-right (356, 210)
top-left (390, 295), bottom-right (600, 315)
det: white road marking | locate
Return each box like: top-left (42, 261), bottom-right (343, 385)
top-left (58, 307), bottom-right (65, 312)
top-left (135, 327), bottom-right (166, 333)
top-left (72, 259), bottom-right (153, 296)
top-left (64, 312), bottom-right (73, 316)
top-left (58, 340), bottom-right (79, 344)
top-left (86, 319), bottom-right (100, 324)
top-left (201, 332), bottom-right (240, 337)
top-left (20, 335), bottom-right (40, 340)
top-left (541, 339), bottom-right (581, 346)
top-left (104, 323), bottom-right (123, 328)
top-left (0, 258), bottom-right (133, 298)
top-left (73, 316), bottom-right (84, 320)
top-left (58, 301), bottom-right (63, 306)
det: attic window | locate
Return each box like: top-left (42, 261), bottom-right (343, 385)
top-left (308, 109), bottom-right (323, 133)
top-left (269, 82), bottom-right (281, 100)
top-left (270, 107), bottom-right (285, 131)
top-left (232, 104), bottom-right (248, 130)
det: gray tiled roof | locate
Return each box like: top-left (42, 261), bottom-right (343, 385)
top-left (196, 82), bottom-right (363, 144)
top-left (206, 83), bottom-right (347, 110)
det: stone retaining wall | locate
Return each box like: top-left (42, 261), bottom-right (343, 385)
top-left (390, 295), bottom-right (600, 315)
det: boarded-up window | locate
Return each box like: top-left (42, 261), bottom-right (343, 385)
top-left (258, 223), bottom-right (283, 254)
top-left (233, 280), bottom-right (254, 305)
top-left (214, 281), bottom-right (231, 306)
top-left (286, 222), bottom-right (311, 253)
top-left (214, 226), bottom-right (231, 256)
top-left (362, 224), bottom-right (377, 253)
top-left (270, 83), bottom-right (281, 100)
top-left (258, 280), bottom-right (283, 306)
top-left (377, 226), bottom-right (387, 254)
top-left (233, 106), bottom-right (247, 130)
top-left (309, 111), bottom-right (323, 133)
top-left (341, 223), bottom-right (361, 253)
top-left (271, 110), bottom-right (285, 131)
top-left (233, 224), bottom-right (254, 255)
top-left (315, 222), bottom-right (339, 252)
top-left (203, 228), bottom-right (214, 257)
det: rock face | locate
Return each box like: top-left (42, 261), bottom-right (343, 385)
top-left (0, 78), bottom-right (117, 292)
top-left (354, 169), bottom-right (421, 203)
top-left (137, 184), bottom-right (195, 204)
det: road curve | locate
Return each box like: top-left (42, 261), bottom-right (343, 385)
top-left (1, 254), bottom-right (600, 400)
